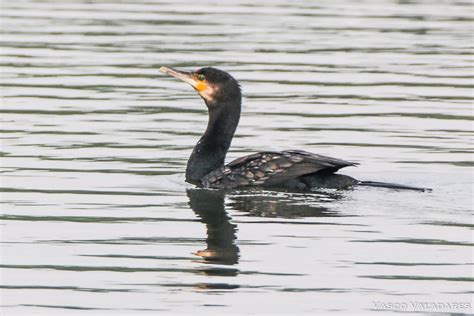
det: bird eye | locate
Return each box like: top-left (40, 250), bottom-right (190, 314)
top-left (197, 74), bottom-right (205, 81)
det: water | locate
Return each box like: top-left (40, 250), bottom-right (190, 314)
top-left (1, 0), bottom-right (473, 314)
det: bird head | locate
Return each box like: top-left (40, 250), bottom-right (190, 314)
top-left (160, 66), bottom-right (241, 107)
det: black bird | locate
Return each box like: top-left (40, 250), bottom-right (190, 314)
top-left (160, 66), bottom-right (428, 192)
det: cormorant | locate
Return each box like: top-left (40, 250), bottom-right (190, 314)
top-left (160, 66), bottom-right (428, 192)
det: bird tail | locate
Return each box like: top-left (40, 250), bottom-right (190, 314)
top-left (357, 181), bottom-right (431, 192)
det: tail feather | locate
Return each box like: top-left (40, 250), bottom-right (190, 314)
top-left (358, 181), bottom-right (431, 192)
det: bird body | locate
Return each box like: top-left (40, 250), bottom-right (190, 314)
top-left (201, 150), bottom-right (357, 190)
top-left (159, 66), bottom-right (428, 192)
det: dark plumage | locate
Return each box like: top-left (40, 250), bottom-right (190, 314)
top-left (159, 66), bottom-right (429, 192)
top-left (201, 150), bottom-right (357, 190)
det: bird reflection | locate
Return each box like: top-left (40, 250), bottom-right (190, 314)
top-left (228, 189), bottom-right (345, 218)
top-left (187, 188), bottom-right (347, 268)
top-left (187, 189), bottom-right (239, 265)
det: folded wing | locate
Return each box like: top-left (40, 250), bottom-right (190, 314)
top-left (201, 150), bottom-right (357, 189)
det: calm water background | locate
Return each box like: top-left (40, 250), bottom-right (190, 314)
top-left (1, 0), bottom-right (473, 314)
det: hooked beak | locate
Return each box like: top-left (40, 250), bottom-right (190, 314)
top-left (159, 66), bottom-right (206, 92)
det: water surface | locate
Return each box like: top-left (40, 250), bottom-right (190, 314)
top-left (1, 0), bottom-right (473, 314)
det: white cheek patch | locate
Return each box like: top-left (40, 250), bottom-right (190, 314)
top-left (198, 83), bottom-right (219, 102)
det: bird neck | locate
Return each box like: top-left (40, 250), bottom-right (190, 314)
top-left (186, 99), bottom-right (241, 184)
